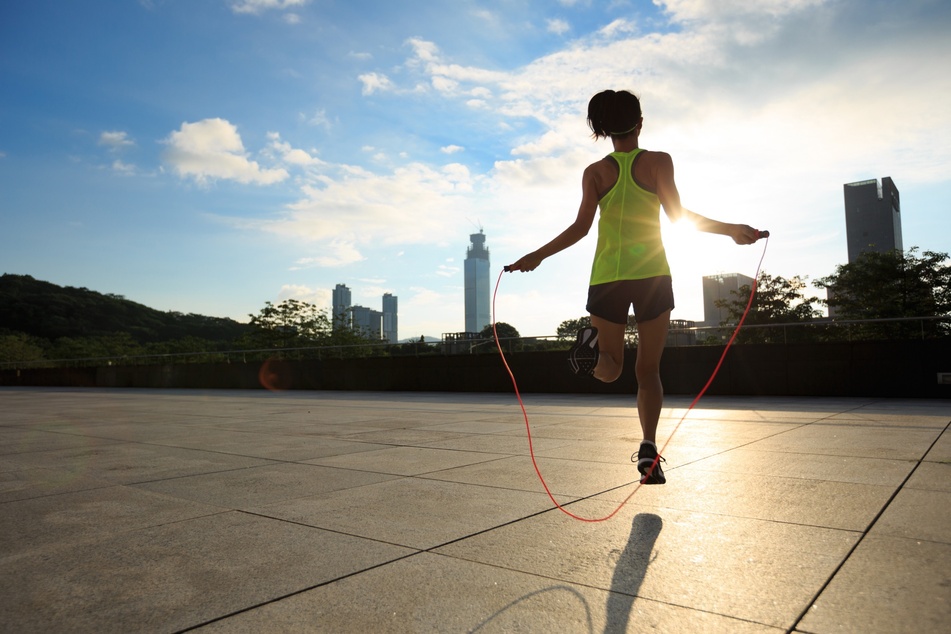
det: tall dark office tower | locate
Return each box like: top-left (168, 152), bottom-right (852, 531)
top-left (332, 283), bottom-right (351, 330)
top-left (843, 177), bottom-right (902, 263)
top-left (464, 230), bottom-right (491, 333)
top-left (382, 293), bottom-right (398, 343)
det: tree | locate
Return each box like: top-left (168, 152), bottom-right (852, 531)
top-left (0, 332), bottom-right (47, 364)
top-left (49, 332), bottom-right (144, 361)
top-left (479, 322), bottom-right (520, 353)
top-left (481, 322), bottom-right (520, 341)
top-left (816, 248), bottom-right (951, 339)
top-left (557, 315), bottom-right (639, 345)
top-left (714, 272), bottom-right (822, 343)
top-left (391, 335), bottom-right (437, 356)
top-left (556, 316), bottom-right (592, 341)
top-left (243, 299), bottom-right (332, 351)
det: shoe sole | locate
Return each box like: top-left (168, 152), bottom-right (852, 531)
top-left (568, 327), bottom-right (599, 375)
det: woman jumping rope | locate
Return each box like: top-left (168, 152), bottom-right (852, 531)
top-left (507, 89), bottom-right (763, 485)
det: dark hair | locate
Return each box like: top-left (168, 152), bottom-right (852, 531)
top-left (587, 90), bottom-right (642, 139)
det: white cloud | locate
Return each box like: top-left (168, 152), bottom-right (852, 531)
top-left (435, 264), bottom-right (459, 278)
top-left (267, 132), bottom-right (324, 167)
top-left (230, 0), bottom-right (308, 15)
top-left (291, 240), bottom-right (364, 268)
top-left (244, 159), bottom-right (481, 246)
top-left (276, 284), bottom-right (331, 310)
top-left (658, 0), bottom-right (826, 24)
top-left (162, 118), bottom-right (288, 185)
top-left (111, 159), bottom-right (135, 175)
top-left (99, 130), bottom-right (134, 150)
top-left (358, 72), bottom-right (394, 95)
top-left (431, 75), bottom-right (459, 94)
top-left (300, 108), bottom-right (332, 129)
top-left (440, 145), bottom-right (464, 154)
top-left (597, 18), bottom-right (638, 38)
top-left (406, 38), bottom-right (439, 63)
top-left (547, 18), bottom-right (570, 35)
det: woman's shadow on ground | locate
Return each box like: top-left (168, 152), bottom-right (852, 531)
top-left (604, 512), bottom-right (663, 633)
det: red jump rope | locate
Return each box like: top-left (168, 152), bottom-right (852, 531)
top-left (493, 231), bottom-right (770, 522)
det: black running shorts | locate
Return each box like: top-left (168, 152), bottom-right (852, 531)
top-left (585, 276), bottom-right (675, 325)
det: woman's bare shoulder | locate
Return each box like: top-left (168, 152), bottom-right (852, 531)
top-left (639, 149), bottom-right (672, 164)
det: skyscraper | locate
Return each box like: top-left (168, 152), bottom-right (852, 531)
top-left (464, 230), bottom-right (491, 333)
top-left (350, 305), bottom-right (383, 339)
top-left (332, 284), bottom-right (351, 330)
top-left (843, 177), bottom-right (902, 263)
top-left (701, 273), bottom-right (754, 327)
top-left (382, 293), bottom-right (398, 343)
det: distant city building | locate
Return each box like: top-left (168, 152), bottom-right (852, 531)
top-left (668, 319), bottom-right (698, 346)
top-left (442, 331), bottom-right (487, 355)
top-left (332, 284), bottom-right (351, 330)
top-left (464, 230), bottom-right (491, 333)
top-left (351, 305), bottom-right (383, 340)
top-left (702, 273), bottom-right (755, 327)
top-left (843, 177), bottom-right (902, 263)
top-left (333, 284), bottom-right (397, 341)
top-left (382, 293), bottom-right (398, 343)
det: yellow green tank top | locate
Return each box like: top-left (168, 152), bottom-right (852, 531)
top-left (590, 149), bottom-right (671, 285)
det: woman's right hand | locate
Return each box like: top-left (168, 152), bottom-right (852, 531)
top-left (506, 252), bottom-right (544, 272)
top-left (730, 224), bottom-right (760, 245)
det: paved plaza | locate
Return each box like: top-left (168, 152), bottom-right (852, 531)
top-left (1, 387), bottom-right (949, 633)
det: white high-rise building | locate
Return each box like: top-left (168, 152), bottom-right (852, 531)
top-left (332, 284), bottom-right (351, 330)
top-left (464, 230), bottom-right (490, 333)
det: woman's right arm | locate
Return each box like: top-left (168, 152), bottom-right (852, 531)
top-left (507, 165), bottom-right (601, 272)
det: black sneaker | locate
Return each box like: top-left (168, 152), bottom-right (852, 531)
top-left (634, 442), bottom-right (666, 485)
top-left (568, 326), bottom-right (599, 376)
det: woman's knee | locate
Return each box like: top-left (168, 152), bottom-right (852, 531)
top-left (634, 363), bottom-right (661, 386)
top-left (596, 365), bottom-right (623, 383)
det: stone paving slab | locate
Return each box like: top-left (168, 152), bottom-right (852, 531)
top-left (796, 536), bottom-right (951, 634)
top-left (0, 387), bottom-right (948, 633)
top-left (434, 502), bottom-right (859, 629)
top-left (2, 511), bottom-right (414, 633)
top-left (192, 551), bottom-right (780, 634)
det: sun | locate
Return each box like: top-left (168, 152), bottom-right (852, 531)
top-left (661, 216), bottom-right (704, 266)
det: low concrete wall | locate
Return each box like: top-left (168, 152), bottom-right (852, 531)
top-left (2, 340), bottom-right (949, 398)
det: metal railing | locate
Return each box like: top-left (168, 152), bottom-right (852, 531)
top-left (1, 316), bottom-right (947, 370)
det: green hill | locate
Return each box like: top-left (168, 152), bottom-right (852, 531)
top-left (0, 273), bottom-right (251, 344)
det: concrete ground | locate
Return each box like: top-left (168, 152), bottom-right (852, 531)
top-left (0, 387), bottom-right (948, 633)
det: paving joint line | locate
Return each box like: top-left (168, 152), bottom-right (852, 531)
top-left (784, 417), bottom-right (951, 633)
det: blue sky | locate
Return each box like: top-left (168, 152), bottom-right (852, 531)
top-left (2, 0), bottom-right (949, 340)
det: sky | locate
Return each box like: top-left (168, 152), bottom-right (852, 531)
top-left (2, 0), bottom-right (949, 341)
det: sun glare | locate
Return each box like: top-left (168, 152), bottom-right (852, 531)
top-left (670, 218), bottom-right (697, 235)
